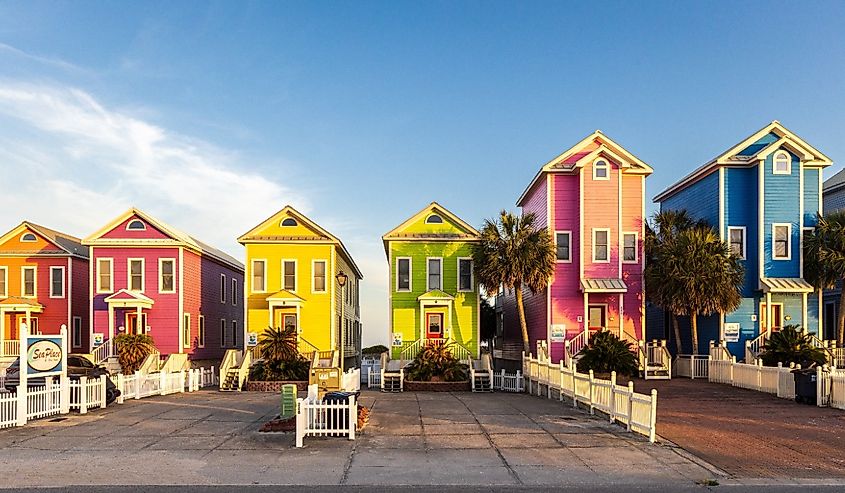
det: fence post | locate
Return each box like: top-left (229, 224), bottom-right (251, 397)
top-left (116, 374), bottom-right (124, 404)
top-left (179, 370), bottom-right (186, 393)
top-left (729, 356), bottom-right (736, 384)
top-left (626, 381), bottom-right (634, 431)
top-left (609, 371), bottom-right (617, 424)
top-left (160, 371), bottom-right (166, 396)
top-left (60, 375), bottom-right (70, 414)
top-left (571, 366), bottom-right (577, 409)
top-left (99, 375), bottom-right (107, 409)
top-left (817, 366), bottom-right (825, 408)
top-left (348, 396), bottom-right (357, 440)
top-left (558, 361), bottom-right (565, 402)
top-left (135, 370), bottom-right (142, 399)
top-left (649, 389), bottom-right (658, 444)
top-left (295, 398), bottom-right (305, 448)
top-left (79, 376), bottom-right (88, 414)
top-left (588, 370), bottom-right (595, 415)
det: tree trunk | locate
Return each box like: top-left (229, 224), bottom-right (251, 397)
top-left (690, 312), bottom-right (699, 356)
top-left (671, 313), bottom-right (683, 355)
top-left (838, 283), bottom-right (845, 345)
top-left (514, 285), bottom-right (531, 356)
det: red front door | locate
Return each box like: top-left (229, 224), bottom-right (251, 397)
top-left (426, 313), bottom-right (443, 339)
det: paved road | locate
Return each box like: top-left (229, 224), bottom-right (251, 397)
top-left (0, 389), bottom-right (719, 488)
top-left (4, 486), bottom-right (845, 493)
top-left (633, 378), bottom-right (845, 478)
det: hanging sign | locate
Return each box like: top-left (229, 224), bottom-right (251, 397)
top-left (392, 333), bottom-right (403, 347)
top-left (724, 323), bottom-right (740, 343)
top-left (247, 332), bottom-right (259, 347)
top-left (550, 325), bottom-right (566, 342)
top-left (27, 336), bottom-right (64, 376)
top-left (93, 333), bottom-right (104, 346)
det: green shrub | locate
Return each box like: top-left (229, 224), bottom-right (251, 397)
top-left (114, 333), bottom-right (157, 373)
top-left (258, 326), bottom-right (300, 362)
top-left (362, 344), bottom-right (388, 355)
top-left (760, 325), bottom-right (828, 368)
top-left (576, 331), bottom-right (639, 377)
top-left (405, 342), bottom-right (469, 382)
top-left (249, 358), bottom-right (310, 381)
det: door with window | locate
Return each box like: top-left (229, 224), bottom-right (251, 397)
top-left (426, 313), bottom-right (444, 339)
top-left (126, 313), bottom-right (147, 335)
top-left (588, 305), bottom-right (606, 333)
top-left (759, 303), bottom-right (783, 332)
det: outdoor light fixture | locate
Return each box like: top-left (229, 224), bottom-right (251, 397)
top-left (336, 270), bottom-right (348, 287)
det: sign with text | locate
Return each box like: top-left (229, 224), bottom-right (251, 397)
top-left (392, 333), bottom-right (403, 347)
top-left (724, 323), bottom-right (740, 343)
top-left (550, 325), bottom-right (566, 342)
top-left (247, 332), bottom-right (258, 347)
top-left (93, 333), bottom-right (104, 346)
top-left (27, 336), bottom-right (64, 376)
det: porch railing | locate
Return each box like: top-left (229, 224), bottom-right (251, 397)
top-left (91, 339), bottom-right (113, 364)
top-left (745, 330), bottom-right (770, 363)
top-left (1, 340), bottom-right (20, 358)
top-left (398, 337), bottom-right (473, 361)
top-left (564, 328), bottom-right (590, 368)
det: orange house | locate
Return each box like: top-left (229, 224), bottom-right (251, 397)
top-left (0, 222), bottom-right (89, 359)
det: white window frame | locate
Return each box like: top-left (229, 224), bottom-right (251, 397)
top-left (220, 319), bottom-right (227, 348)
top-left (772, 223), bottom-right (792, 261)
top-left (727, 226), bottom-right (747, 260)
top-left (198, 315), bottom-right (205, 348)
top-left (773, 150), bottom-right (791, 175)
top-left (0, 266), bottom-right (7, 298)
top-left (21, 266), bottom-right (37, 298)
top-left (72, 316), bottom-right (83, 348)
top-left (426, 257), bottom-right (443, 291)
top-left (158, 258), bottom-right (176, 294)
top-left (396, 257), bottom-right (412, 292)
top-left (593, 158), bottom-right (610, 181)
top-left (282, 259), bottom-right (297, 292)
top-left (49, 266), bottom-right (65, 298)
top-left (312, 260), bottom-right (328, 294)
top-left (622, 232), bottom-right (638, 264)
top-left (592, 228), bottom-right (611, 263)
top-left (232, 278), bottom-right (238, 306)
top-left (555, 230), bottom-right (572, 263)
top-left (251, 259), bottom-right (267, 293)
top-left (97, 258), bottom-right (114, 294)
top-left (183, 313), bottom-right (191, 348)
top-left (20, 232), bottom-right (37, 242)
top-left (220, 274), bottom-right (227, 303)
top-left (457, 257), bottom-right (474, 292)
top-left (127, 258), bottom-right (145, 292)
top-left (126, 219), bottom-right (147, 231)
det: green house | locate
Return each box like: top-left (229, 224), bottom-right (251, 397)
top-left (382, 202), bottom-right (481, 361)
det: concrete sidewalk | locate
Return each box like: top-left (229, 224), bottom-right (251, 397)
top-left (0, 389), bottom-right (721, 488)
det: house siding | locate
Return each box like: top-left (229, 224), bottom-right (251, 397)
top-left (763, 151), bottom-right (801, 278)
top-left (660, 171), bottom-right (719, 226)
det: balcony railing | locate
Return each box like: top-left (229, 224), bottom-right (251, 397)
top-left (1, 340), bottom-right (20, 358)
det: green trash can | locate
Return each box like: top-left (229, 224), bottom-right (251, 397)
top-left (281, 384), bottom-right (298, 418)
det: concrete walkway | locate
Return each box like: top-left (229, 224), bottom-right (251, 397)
top-left (633, 378), bottom-right (845, 479)
top-left (0, 389), bottom-right (718, 488)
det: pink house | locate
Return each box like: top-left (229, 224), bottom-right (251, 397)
top-left (500, 131), bottom-right (652, 363)
top-left (84, 208), bottom-right (244, 362)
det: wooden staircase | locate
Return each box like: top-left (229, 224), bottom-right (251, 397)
top-left (380, 352), bottom-right (404, 392)
top-left (639, 340), bottom-right (671, 380)
top-left (218, 349), bottom-right (251, 392)
top-left (470, 354), bottom-right (493, 392)
top-left (219, 367), bottom-right (241, 391)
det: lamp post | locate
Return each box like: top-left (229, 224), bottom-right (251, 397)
top-left (336, 270), bottom-right (348, 372)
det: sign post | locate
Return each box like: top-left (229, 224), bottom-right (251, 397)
top-left (16, 322), bottom-right (68, 425)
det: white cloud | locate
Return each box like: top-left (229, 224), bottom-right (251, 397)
top-left (0, 82), bottom-right (310, 257)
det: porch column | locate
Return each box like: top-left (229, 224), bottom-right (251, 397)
top-left (136, 306), bottom-right (142, 334)
top-left (765, 292), bottom-right (772, 335)
top-left (801, 292), bottom-right (808, 333)
top-left (619, 293), bottom-right (624, 338)
top-left (419, 302), bottom-right (425, 342)
top-left (0, 308), bottom-right (5, 353)
top-left (583, 293), bottom-right (589, 332)
top-left (25, 309), bottom-right (31, 335)
top-left (108, 304), bottom-right (115, 341)
top-left (447, 301), bottom-right (453, 341)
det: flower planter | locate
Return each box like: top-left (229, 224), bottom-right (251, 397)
top-left (404, 380), bottom-right (471, 392)
top-left (246, 380), bottom-right (308, 392)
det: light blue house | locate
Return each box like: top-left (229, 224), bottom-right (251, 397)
top-left (653, 121), bottom-right (832, 357)
top-left (821, 169), bottom-right (845, 340)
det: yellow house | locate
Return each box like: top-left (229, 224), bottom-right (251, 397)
top-left (238, 206), bottom-right (363, 369)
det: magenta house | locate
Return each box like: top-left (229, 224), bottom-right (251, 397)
top-left (500, 131), bottom-right (652, 363)
top-left (83, 208), bottom-right (244, 362)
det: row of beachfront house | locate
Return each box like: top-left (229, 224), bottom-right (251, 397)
top-left (1, 120), bottom-right (841, 371)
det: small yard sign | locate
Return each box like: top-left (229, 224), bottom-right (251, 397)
top-left (93, 333), bottom-right (104, 346)
top-left (724, 323), bottom-right (740, 343)
top-left (247, 332), bottom-right (258, 346)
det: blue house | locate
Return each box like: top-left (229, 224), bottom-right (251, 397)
top-left (820, 169), bottom-right (845, 340)
top-left (653, 121), bottom-right (833, 358)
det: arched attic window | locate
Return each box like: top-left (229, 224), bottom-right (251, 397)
top-left (20, 233), bottom-right (37, 242)
top-left (425, 214), bottom-right (443, 224)
top-left (281, 218), bottom-right (298, 227)
top-left (593, 158), bottom-right (610, 180)
top-left (773, 150), bottom-right (791, 175)
top-left (126, 219), bottom-right (146, 231)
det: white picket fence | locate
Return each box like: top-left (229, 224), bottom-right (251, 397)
top-left (367, 368), bottom-right (381, 389)
top-left (26, 382), bottom-right (64, 420)
top-left (492, 370), bottom-right (523, 392)
top-left (708, 356), bottom-right (797, 400)
top-left (69, 376), bottom-right (107, 413)
top-left (295, 385), bottom-right (357, 448)
top-left (524, 354), bottom-right (658, 443)
top-left (115, 367), bottom-right (218, 403)
top-left (828, 370), bottom-right (845, 410)
top-left (674, 355), bottom-right (709, 379)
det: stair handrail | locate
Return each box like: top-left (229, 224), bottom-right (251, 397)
top-left (298, 336), bottom-right (319, 356)
top-left (564, 328), bottom-right (590, 368)
top-left (709, 340), bottom-right (733, 361)
top-left (745, 329), bottom-right (770, 362)
top-left (91, 338), bottom-right (114, 364)
top-left (218, 349), bottom-right (240, 384)
top-left (806, 333), bottom-right (836, 365)
top-left (236, 349), bottom-right (252, 390)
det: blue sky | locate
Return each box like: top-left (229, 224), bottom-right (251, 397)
top-left (1, 1), bottom-right (844, 345)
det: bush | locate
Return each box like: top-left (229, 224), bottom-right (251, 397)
top-left (249, 358), bottom-right (310, 381)
top-left (405, 342), bottom-right (469, 382)
top-left (114, 333), bottom-right (157, 373)
top-left (258, 326), bottom-right (299, 362)
top-left (362, 345), bottom-right (388, 355)
top-left (576, 331), bottom-right (639, 377)
top-left (760, 325), bottom-right (828, 368)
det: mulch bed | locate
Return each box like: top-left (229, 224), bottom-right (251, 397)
top-left (246, 380), bottom-right (308, 392)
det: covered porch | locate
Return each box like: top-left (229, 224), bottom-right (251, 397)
top-left (97, 289), bottom-right (155, 362)
top-left (396, 290), bottom-right (474, 361)
top-left (0, 297), bottom-right (44, 357)
top-left (265, 290), bottom-right (315, 356)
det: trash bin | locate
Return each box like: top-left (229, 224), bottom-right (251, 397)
top-left (793, 368), bottom-right (818, 405)
top-left (323, 391), bottom-right (359, 430)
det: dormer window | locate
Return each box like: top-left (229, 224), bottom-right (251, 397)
top-left (593, 159), bottom-right (610, 180)
top-left (126, 219), bottom-right (146, 231)
top-left (425, 214), bottom-right (443, 224)
top-left (773, 150), bottom-right (791, 175)
top-left (281, 218), bottom-right (298, 227)
top-left (20, 233), bottom-right (37, 242)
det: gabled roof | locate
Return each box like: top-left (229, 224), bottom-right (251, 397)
top-left (265, 290), bottom-right (305, 303)
top-left (84, 208), bottom-right (243, 272)
top-left (824, 168), bottom-right (845, 195)
top-left (417, 289), bottom-right (455, 301)
top-left (104, 289), bottom-right (155, 308)
top-left (517, 130), bottom-right (653, 206)
top-left (238, 205), bottom-right (363, 280)
top-left (0, 222), bottom-right (88, 258)
top-left (382, 202), bottom-right (480, 256)
top-left (655, 121), bottom-right (833, 203)
top-left (0, 297), bottom-right (44, 311)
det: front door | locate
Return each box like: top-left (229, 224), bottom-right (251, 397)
top-left (426, 313), bottom-right (444, 339)
top-left (760, 303), bottom-right (783, 332)
top-left (588, 305), bottom-right (606, 332)
top-left (824, 301), bottom-right (837, 341)
top-left (126, 313), bottom-right (147, 335)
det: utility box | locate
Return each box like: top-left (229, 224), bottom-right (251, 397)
top-left (309, 350), bottom-right (341, 395)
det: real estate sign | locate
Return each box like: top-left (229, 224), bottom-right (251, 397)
top-left (724, 323), bottom-right (740, 343)
top-left (26, 336), bottom-right (64, 377)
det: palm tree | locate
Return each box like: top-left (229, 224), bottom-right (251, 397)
top-left (258, 326), bottom-right (299, 363)
top-left (472, 211), bottom-right (555, 355)
top-left (804, 212), bottom-right (845, 344)
top-left (658, 226), bottom-right (744, 354)
top-left (645, 210), bottom-right (698, 353)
